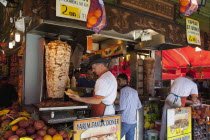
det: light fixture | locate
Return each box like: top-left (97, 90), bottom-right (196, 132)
top-left (195, 47), bottom-right (202, 52)
top-left (140, 55), bottom-right (145, 60)
top-left (197, 0), bottom-right (207, 9)
top-left (0, 0), bottom-right (7, 7)
top-left (12, 40), bottom-right (16, 46)
top-left (9, 41), bottom-right (13, 49)
top-left (15, 32), bottom-right (21, 42)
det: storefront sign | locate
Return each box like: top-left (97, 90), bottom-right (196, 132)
top-left (167, 107), bottom-right (192, 140)
top-left (95, 44), bottom-right (125, 58)
top-left (119, 0), bottom-right (175, 20)
top-left (56, 0), bottom-right (90, 21)
top-left (186, 18), bottom-right (201, 45)
top-left (73, 115), bottom-right (121, 140)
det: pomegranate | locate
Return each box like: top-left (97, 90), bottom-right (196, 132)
top-left (26, 126), bottom-right (36, 135)
top-left (4, 130), bottom-right (14, 139)
top-left (8, 135), bottom-right (19, 140)
top-left (34, 120), bottom-right (45, 130)
top-left (37, 129), bottom-right (47, 137)
top-left (34, 135), bottom-right (44, 140)
top-left (18, 120), bottom-right (29, 128)
top-left (16, 128), bottom-right (26, 137)
top-left (59, 130), bottom-right (68, 138)
top-left (47, 128), bottom-right (57, 136)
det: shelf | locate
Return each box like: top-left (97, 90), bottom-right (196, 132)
top-left (38, 105), bottom-right (89, 111)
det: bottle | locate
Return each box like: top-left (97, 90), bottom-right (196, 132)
top-left (71, 76), bottom-right (76, 88)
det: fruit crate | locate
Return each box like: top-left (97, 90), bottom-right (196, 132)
top-left (192, 119), bottom-right (208, 140)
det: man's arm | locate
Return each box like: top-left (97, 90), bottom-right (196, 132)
top-left (68, 94), bottom-right (102, 104)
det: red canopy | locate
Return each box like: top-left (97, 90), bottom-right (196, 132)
top-left (162, 46), bottom-right (210, 79)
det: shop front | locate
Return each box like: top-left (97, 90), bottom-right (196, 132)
top-left (1, 0), bottom-right (210, 140)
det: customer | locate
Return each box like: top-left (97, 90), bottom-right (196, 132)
top-left (160, 70), bottom-right (199, 140)
top-left (68, 54), bottom-right (117, 117)
top-left (116, 73), bottom-right (142, 140)
top-left (0, 77), bottom-right (18, 108)
top-left (77, 68), bottom-right (95, 88)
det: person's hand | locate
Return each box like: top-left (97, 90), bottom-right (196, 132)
top-left (192, 99), bottom-right (200, 104)
top-left (68, 94), bottom-right (81, 102)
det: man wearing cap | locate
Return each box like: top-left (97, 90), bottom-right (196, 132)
top-left (68, 54), bottom-right (117, 117)
top-left (160, 70), bottom-right (199, 140)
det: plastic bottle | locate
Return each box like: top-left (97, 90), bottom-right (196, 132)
top-left (71, 76), bottom-right (76, 88)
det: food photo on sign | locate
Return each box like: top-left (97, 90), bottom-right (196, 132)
top-left (73, 116), bottom-right (121, 140)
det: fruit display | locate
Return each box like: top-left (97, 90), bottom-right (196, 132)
top-left (192, 105), bottom-right (209, 140)
top-left (144, 104), bottom-right (161, 130)
top-left (45, 40), bottom-right (71, 98)
top-left (0, 105), bottom-right (74, 140)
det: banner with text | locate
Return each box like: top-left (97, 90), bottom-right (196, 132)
top-left (56, 0), bottom-right (90, 21)
top-left (167, 107), bottom-right (192, 140)
top-left (186, 17), bottom-right (201, 45)
top-left (73, 115), bottom-right (121, 140)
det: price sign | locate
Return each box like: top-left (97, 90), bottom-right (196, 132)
top-left (60, 4), bottom-right (80, 18)
top-left (186, 18), bottom-right (201, 45)
top-left (56, 0), bottom-right (90, 21)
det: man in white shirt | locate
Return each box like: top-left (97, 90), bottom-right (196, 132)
top-left (160, 70), bottom-right (199, 140)
top-left (68, 54), bottom-right (117, 117)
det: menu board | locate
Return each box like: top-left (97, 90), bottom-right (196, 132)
top-left (74, 115), bottom-right (121, 140)
top-left (167, 107), bottom-right (192, 140)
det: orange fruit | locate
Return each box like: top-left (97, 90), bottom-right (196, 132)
top-left (88, 16), bottom-right (98, 25)
top-left (180, 0), bottom-right (190, 7)
top-left (44, 135), bottom-right (53, 140)
top-left (180, 6), bottom-right (187, 13)
top-left (86, 23), bottom-right (93, 28)
top-left (11, 125), bottom-right (19, 131)
top-left (93, 9), bottom-right (102, 18)
top-left (53, 134), bottom-right (63, 140)
top-left (87, 12), bottom-right (94, 19)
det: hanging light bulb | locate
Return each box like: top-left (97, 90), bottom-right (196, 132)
top-left (15, 32), bottom-right (21, 42)
top-left (9, 41), bottom-right (13, 49)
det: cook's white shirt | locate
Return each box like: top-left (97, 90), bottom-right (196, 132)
top-left (94, 71), bottom-right (117, 115)
top-left (170, 77), bottom-right (198, 97)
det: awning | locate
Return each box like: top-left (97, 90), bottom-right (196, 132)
top-left (162, 46), bottom-right (210, 79)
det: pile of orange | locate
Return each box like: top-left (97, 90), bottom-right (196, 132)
top-left (179, 0), bottom-right (190, 13)
top-left (86, 8), bottom-right (102, 28)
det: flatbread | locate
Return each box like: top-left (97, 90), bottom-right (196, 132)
top-left (65, 89), bottom-right (78, 95)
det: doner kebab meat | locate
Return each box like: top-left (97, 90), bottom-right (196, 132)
top-left (45, 40), bottom-right (71, 98)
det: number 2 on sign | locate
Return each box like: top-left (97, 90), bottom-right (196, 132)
top-left (60, 4), bottom-right (80, 18)
top-left (62, 5), bottom-right (67, 15)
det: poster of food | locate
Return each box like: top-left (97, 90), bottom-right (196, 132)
top-left (95, 44), bottom-right (124, 58)
top-left (167, 107), bottom-right (192, 140)
top-left (74, 115), bottom-right (121, 140)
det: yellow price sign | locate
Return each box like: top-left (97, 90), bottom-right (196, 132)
top-left (188, 35), bottom-right (196, 43)
top-left (60, 4), bottom-right (80, 18)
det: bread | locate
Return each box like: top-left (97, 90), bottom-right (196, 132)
top-left (65, 89), bottom-right (78, 95)
top-left (81, 125), bottom-right (117, 139)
